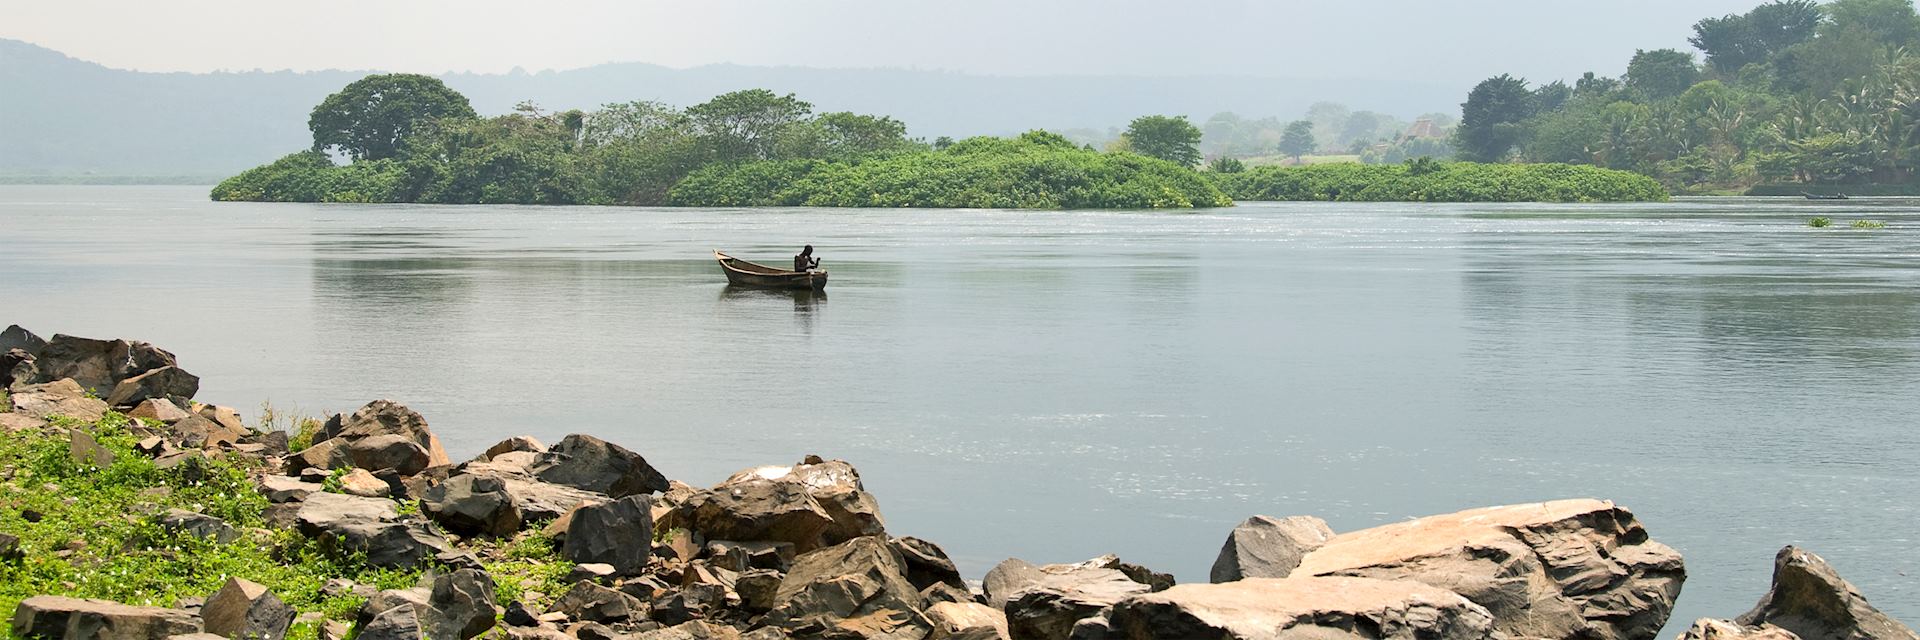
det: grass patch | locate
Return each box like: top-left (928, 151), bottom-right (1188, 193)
top-left (473, 531), bottom-right (572, 608)
top-left (0, 414), bottom-right (425, 631)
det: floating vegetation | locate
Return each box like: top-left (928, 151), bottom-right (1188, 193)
top-left (1809, 217), bottom-right (1833, 228)
top-left (1851, 219), bottom-right (1887, 229)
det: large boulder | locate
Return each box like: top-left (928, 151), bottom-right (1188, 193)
top-left (295, 493), bottom-right (450, 569)
top-left (421, 569), bottom-right (498, 640)
top-left (346, 435), bottom-right (432, 477)
top-left (1290, 499), bottom-right (1685, 640)
top-left (9, 379), bottom-right (110, 422)
top-left (322, 400), bottom-right (451, 467)
top-left (767, 536), bottom-right (929, 639)
top-left (564, 495), bottom-right (654, 574)
top-left (665, 457), bottom-right (884, 554)
top-left (10, 595), bottom-right (202, 640)
top-left (1681, 619), bottom-right (1804, 640)
top-left (984, 556), bottom-right (1162, 610)
top-left (1086, 576), bottom-right (1497, 640)
top-left (127, 399), bottom-right (190, 424)
top-left (2, 348), bottom-right (34, 389)
top-left (1733, 546), bottom-right (1918, 640)
top-left (1208, 515), bottom-right (1334, 583)
top-left (891, 537), bottom-right (967, 591)
top-left (993, 559), bottom-right (1151, 640)
top-left (529, 434), bottom-right (668, 498)
top-left (103, 367), bottom-right (199, 409)
top-left (0, 325), bottom-right (47, 355)
top-left (28, 334), bottom-right (178, 397)
top-left (423, 474), bottom-right (522, 537)
top-left (201, 578), bottom-right (295, 640)
top-left (357, 605), bottom-right (423, 640)
top-left (551, 581), bottom-right (647, 625)
top-left (170, 415), bottom-right (244, 450)
top-left (926, 602), bottom-right (1009, 640)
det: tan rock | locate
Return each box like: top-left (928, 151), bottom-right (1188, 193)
top-left (1734, 546), bottom-right (1918, 640)
top-left (1681, 619), bottom-right (1802, 640)
top-left (925, 602), bottom-right (1008, 640)
top-left (128, 399), bottom-right (191, 424)
top-left (10, 595), bottom-right (203, 639)
top-left (9, 379), bottom-right (109, 422)
top-left (1292, 499), bottom-right (1684, 640)
top-left (1092, 576), bottom-right (1496, 640)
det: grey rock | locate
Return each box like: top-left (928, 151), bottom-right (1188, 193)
top-left (735, 569), bottom-right (784, 613)
top-left (356, 606), bottom-right (422, 640)
top-left (157, 509), bottom-right (240, 544)
top-left (551, 581), bottom-right (647, 625)
top-left (201, 578), bottom-right (295, 640)
top-left (1735, 546), bottom-right (1918, 640)
top-left (1002, 566), bottom-right (1150, 640)
top-left (1208, 515), bottom-right (1334, 583)
top-left (422, 474), bottom-right (522, 537)
top-left (766, 536), bottom-right (928, 639)
top-left (295, 493), bottom-right (448, 570)
top-left (529, 434), bottom-right (668, 498)
top-left (127, 399), bottom-right (191, 424)
top-left (892, 536), bottom-right (965, 591)
top-left (564, 495), bottom-right (654, 574)
top-left (325, 400), bottom-right (450, 468)
top-left (9, 379), bottom-right (110, 422)
top-left (420, 569), bottom-right (498, 640)
top-left (0, 325), bottom-right (46, 355)
top-left (169, 415), bottom-right (241, 450)
top-left (69, 428), bottom-right (115, 468)
top-left (104, 367), bottom-right (199, 409)
top-left (346, 434), bottom-right (430, 476)
top-left (10, 595), bottom-right (202, 640)
top-left (28, 334), bottom-right (177, 397)
top-left (481, 436), bottom-right (546, 461)
top-left (255, 476), bottom-right (321, 504)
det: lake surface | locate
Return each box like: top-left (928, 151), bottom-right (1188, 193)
top-left (4, 185), bottom-right (1916, 630)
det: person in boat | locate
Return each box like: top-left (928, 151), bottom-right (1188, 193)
top-left (794, 245), bottom-right (820, 272)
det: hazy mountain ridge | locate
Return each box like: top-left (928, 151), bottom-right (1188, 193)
top-left (0, 38), bottom-right (1458, 177)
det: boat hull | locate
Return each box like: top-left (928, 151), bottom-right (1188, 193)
top-left (715, 251), bottom-right (828, 289)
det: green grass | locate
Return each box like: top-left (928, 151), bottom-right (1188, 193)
top-left (0, 413), bottom-right (430, 636)
top-left (474, 531), bottom-right (572, 608)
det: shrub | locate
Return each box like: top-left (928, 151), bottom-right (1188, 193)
top-left (1210, 161), bottom-right (1669, 203)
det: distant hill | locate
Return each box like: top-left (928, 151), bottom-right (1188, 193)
top-left (0, 38), bottom-right (1459, 178)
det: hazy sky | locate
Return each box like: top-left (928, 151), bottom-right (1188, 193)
top-left (3, 0), bottom-right (1763, 86)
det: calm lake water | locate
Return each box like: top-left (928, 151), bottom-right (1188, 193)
top-left (4, 186), bottom-right (1916, 630)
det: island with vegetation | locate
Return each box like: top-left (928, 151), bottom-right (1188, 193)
top-left (211, 72), bottom-right (1669, 208)
top-left (1451, 0), bottom-right (1920, 195)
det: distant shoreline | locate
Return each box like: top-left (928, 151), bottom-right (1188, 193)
top-left (0, 175), bottom-right (220, 186)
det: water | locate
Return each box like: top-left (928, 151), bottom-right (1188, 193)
top-left (3, 185), bottom-right (1916, 630)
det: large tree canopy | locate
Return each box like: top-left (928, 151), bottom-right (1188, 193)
top-left (685, 89), bottom-right (814, 162)
top-left (1625, 49), bottom-right (1702, 101)
top-left (1123, 115), bottom-right (1203, 167)
top-left (1690, 0), bottom-right (1822, 73)
top-left (308, 74), bottom-right (477, 161)
top-left (1278, 120), bottom-right (1317, 160)
top-left (1454, 75), bottom-right (1536, 162)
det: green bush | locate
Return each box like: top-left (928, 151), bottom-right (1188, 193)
top-left (1211, 161), bottom-right (1669, 203)
top-left (210, 151), bottom-right (407, 203)
top-left (667, 133), bottom-right (1233, 209)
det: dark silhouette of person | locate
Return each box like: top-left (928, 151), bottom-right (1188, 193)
top-left (794, 245), bottom-right (820, 272)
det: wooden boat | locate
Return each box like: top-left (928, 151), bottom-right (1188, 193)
top-left (714, 251), bottom-right (827, 289)
top-left (1803, 192), bottom-right (1849, 200)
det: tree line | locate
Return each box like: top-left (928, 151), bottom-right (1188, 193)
top-left (1454, 0), bottom-right (1920, 192)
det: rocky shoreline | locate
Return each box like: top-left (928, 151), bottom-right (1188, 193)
top-left (1, 325), bottom-right (1913, 640)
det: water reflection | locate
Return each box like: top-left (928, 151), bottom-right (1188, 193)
top-left (719, 285), bottom-right (827, 333)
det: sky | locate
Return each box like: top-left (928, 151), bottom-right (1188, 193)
top-left (1, 0), bottom-right (1765, 86)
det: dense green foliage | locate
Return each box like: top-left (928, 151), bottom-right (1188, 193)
top-left (216, 79), bottom-right (1238, 208)
top-left (1278, 121), bottom-right (1318, 160)
top-left (1122, 115), bottom-right (1204, 167)
top-left (667, 131), bottom-right (1233, 209)
top-left (1211, 161), bottom-right (1669, 203)
top-left (1461, 0), bottom-right (1920, 193)
top-left (309, 74), bottom-right (478, 161)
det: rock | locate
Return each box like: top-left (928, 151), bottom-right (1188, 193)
top-left (284, 439), bottom-right (352, 474)
top-left (2, 348), bottom-right (36, 389)
top-left (1734, 546), bottom-right (1918, 640)
top-left (892, 537), bottom-right (966, 591)
top-left (1287, 499), bottom-right (1683, 640)
top-left (1109, 561), bottom-right (1174, 593)
top-left (326, 400), bottom-right (450, 468)
top-left (921, 583), bottom-right (976, 606)
top-left (157, 509), bottom-right (240, 544)
top-left (337, 468), bottom-right (392, 498)
top-left (420, 569), bottom-right (498, 640)
top-left (256, 476), bottom-right (321, 503)
top-left (766, 536), bottom-right (928, 639)
top-left (346, 435), bottom-right (430, 476)
top-left (295, 493), bottom-right (449, 569)
top-left (0, 325), bottom-right (47, 355)
top-left (1682, 619), bottom-right (1804, 640)
top-left (69, 428), bottom-right (115, 468)
top-left (1087, 576), bottom-right (1497, 640)
top-left (502, 602), bottom-right (541, 627)
top-left (529, 434), bottom-right (668, 498)
top-left (482, 436), bottom-right (546, 461)
top-left (202, 578), bottom-right (295, 640)
top-left (104, 367), bottom-right (199, 409)
top-left (356, 589), bottom-right (429, 631)
top-left (1001, 564), bottom-right (1151, 640)
top-left (9, 379), bottom-right (110, 422)
top-left (706, 540), bottom-right (795, 572)
top-left (0, 413), bottom-right (48, 433)
top-left (170, 415), bottom-right (242, 450)
top-left (551, 581), bottom-right (647, 625)
top-left (128, 399), bottom-right (191, 424)
top-left (0, 532), bottom-right (23, 564)
top-left (357, 605), bottom-right (423, 640)
top-left (631, 621), bottom-right (741, 640)
top-left (1208, 515), bottom-right (1334, 583)
top-left (735, 569), bottom-right (784, 612)
top-left (564, 495), bottom-right (654, 574)
top-left (194, 406), bottom-right (245, 434)
top-left (567, 564), bottom-right (618, 584)
top-left (422, 474), bottom-right (522, 537)
top-left (10, 595), bottom-right (203, 640)
top-left (925, 602), bottom-right (1007, 640)
top-left (567, 622), bottom-right (620, 640)
top-left (984, 556), bottom-right (1153, 610)
top-left (650, 584), bottom-right (723, 626)
top-left (26, 335), bottom-right (177, 397)
top-left (664, 478), bottom-right (832, 555)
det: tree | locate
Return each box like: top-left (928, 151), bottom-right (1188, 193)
top-left (1208, 156), bottom-right (1246, 173)
top-left (1122, 115), bottom-right (1203, 166)
top-left (685, 89), bottom-right (814, 161)
top-left (1690, 1), bottom-right (1822, 73)
top-left (1823, 0), bottom-right (1920, 45)
top-left (1278, 120), bottom-right (1316, 161)
top-left (1534, 81), bottom-right (1574, 112)
top-left (1454, 74), bottom-right (1536, 162)
top-left (776, 112), bottom-right (913, 160)
top-left (309, 74), bottom-right (478, 161)
top-left (1625, 49), bottom-right (1702, 100)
